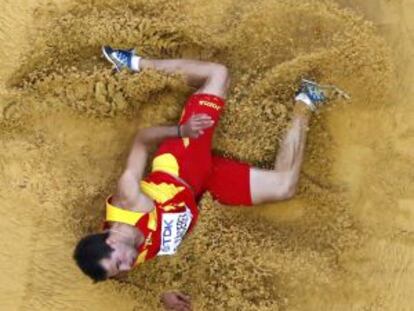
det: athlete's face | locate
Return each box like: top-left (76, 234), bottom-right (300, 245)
top-left (100, 239), bottom-right (138, 278)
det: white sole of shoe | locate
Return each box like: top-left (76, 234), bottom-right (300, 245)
top-left (101, 46), bottom-right (120, 72)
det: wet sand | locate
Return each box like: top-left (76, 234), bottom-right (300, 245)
top-left (0, 0), bottom-right (413, 310)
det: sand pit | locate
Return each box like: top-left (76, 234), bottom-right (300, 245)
top-left (0, 0), bottom-right (413, 310)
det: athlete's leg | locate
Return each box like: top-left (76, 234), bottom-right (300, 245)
top-left (249, 101), bottom-right (311, 204)
top-left (205, 80), bottom-right (348, 206)
top-left (203, 101), bottom-right (310, 207)
top-left (102, 46), bottom-right (230, 98)
top-left (140, 58), bottom-right (230, 195)
top-left (140, 59), bottom-right (230, 98)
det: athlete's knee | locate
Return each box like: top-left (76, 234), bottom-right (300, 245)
top-left (275, 173), bottom-right (298, 201)
top-left (210, 63), bottom-right (230, 84)
top-left (213, 63), bottom-right (230, 77)
top-left (284, 172), bottom-right (300, 199)
top-left (200, 63), bottom-right (230, 98)
top-left (251, 170), bottom-right (298, 203)
top-left (282, 182), bottom-right (297, 200)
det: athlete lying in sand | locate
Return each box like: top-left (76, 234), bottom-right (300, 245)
top-left (74, 46), bottom-right (348, 311)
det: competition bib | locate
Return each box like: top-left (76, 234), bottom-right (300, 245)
top-left (158, 207), bottom-right (193, 256)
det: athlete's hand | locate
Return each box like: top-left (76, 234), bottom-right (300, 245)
top-left (160, 291), bottom-right (192, 311)
top-left (180, 114), bottom-right (214, 138)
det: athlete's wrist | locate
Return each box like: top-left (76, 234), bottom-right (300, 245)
top-left (177, 124), bottom-right (183, 138)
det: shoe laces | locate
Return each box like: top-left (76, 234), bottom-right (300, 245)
top-left (308, 86), bottom-right (325, 100)
top-left (113, 50), bottom-right (130, 64)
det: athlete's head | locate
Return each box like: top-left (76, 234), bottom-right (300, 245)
top-left (74, 231), bottom-right (137, 281)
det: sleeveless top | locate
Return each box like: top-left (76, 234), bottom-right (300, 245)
top-left (105, 153), bottom-right (199, 267)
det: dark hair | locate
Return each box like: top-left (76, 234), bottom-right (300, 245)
top-left (73, 232), bottom-right (113, 282)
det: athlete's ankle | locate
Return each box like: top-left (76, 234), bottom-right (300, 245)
top-left (293, 100), bottom-right (311, 116)
top-left (131, 55), bottom-right (142, 72)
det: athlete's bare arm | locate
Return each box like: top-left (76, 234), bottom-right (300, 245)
top-left (111, 57), bottom-right (228, 212)
top-left (113, 116), bottom-right (214, 212)
top-left (113, 126), bottom-right (183, 212)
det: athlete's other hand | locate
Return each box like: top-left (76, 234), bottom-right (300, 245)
top-left (160, 291), bottom-right (192, 311)
top-left (181, 114), bottom-right (214, 138)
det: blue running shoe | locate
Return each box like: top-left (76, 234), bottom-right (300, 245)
top-left (102, 45), bottom-right (136, 72)
top-left (295, 79), bottom-right (350, 111)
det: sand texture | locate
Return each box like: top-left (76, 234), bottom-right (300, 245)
top-left (0, 0), bottom-right (413, 310)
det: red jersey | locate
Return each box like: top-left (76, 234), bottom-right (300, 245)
top-left (105, 93), bottom-right (253, 268)
top-left (106, 171), bottom-right (198, 266)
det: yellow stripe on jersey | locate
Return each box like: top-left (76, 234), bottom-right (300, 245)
top-left (135, 249), bottom-right (148, 265)
top-left (105, 200), bottom-right (146, 225)
top-left (140, 180), bottom-right (184, 204)
top-left (152, 153), bottom-right (180, 176)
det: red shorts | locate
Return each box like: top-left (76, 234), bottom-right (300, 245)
top-left (154, 93), bottom-right (253, 206)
